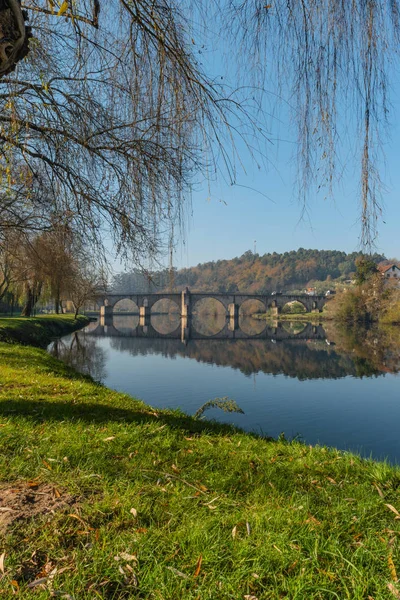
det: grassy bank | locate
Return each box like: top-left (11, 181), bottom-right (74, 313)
top-left (0, 314), bottom-right (90, 347)
top-left (0, 320), bottom-right (400, 598)
top-left (252, 312), bottom-right (332, 322)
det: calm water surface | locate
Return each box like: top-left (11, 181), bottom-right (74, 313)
top-left (49, 314), bottom-right (400, 463)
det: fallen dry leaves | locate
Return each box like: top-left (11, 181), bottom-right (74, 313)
top-left (193, 555), bottom-right (202, 577)
top-left (385, 504), bottom-right (400, 520)
top-left (388, 583), bottom-right (400, 599)
top-left (373, 483), bottom-right (384, 498)
top-left (388, 553), bottom-right (398, 582)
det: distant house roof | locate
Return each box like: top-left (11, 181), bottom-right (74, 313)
top-left (378, 263), bottom-right (400, 273)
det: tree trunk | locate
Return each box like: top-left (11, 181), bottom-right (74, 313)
top-left (73, 301), bottom-right (80, 319)
top-left (0, 0), bottom-right (30, 78)
top-left (21, 280), bottom-right (42, 317)
top-left (21, 285), bottom-right (35, 317)
top-left (54, 284), bottom-right (61, 314)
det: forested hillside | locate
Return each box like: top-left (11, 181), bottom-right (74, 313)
top-left (112, 249), bottom-right (391, 294)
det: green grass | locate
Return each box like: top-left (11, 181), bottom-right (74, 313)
top-left (252, 312), bottom-right (333, 322)
top-left (0, 319), bottom-right (400, 598)
top-left (0, 314), bottom-right (90, 347)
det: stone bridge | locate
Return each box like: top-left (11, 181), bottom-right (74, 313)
top-left (100, 288), bottom-right (328, 322)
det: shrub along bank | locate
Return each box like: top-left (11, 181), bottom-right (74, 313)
top-left (0, 317), bottom-right (400, 599)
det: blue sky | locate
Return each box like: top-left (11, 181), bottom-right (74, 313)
top-left (173, 114), bottom-right (400, 269)
top-left (170, 22), bottom-right (400, 269)
top-left (113, 12), bottom-right (400, 273)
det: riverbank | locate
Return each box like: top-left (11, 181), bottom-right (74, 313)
top-left (0, 314), bottom-right (90, 347)
top-left (1, 318), bottom-right (400, 598)
top-left (252, 311), bottom-right (332, 322)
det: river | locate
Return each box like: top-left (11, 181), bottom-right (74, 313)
top-left (48, 314), bottom-right (400, 463)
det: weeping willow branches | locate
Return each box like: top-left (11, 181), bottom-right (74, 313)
top-left (0, 0), bottom-right (261, 262)
top-left (0, 0), bottom-right (398, 256)
top-left (227, 0), bottom-right (400, 246)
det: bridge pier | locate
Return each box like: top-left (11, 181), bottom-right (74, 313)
top-left (139, 308), bottom-right (150, 327)
top-left (100, 305), bottom-right (113, 318)
top-left (228, 303), bottom-right (239, 330)
top-left (228, 302), bottom-right (239, 319)
top-left (228, 316), bottom-right (239, 331)
top-left (271, 306), bottom-right (281, 317)
top-left (100, 305), bottom-right (113, 327)
top-left (100, 316), bottom-right (113, 328)
top-left (181, 317), bottom-right (190, 344)
top-left (139, 306), bottom-right (150, 319)
top-left (181, 287), bottom-right (192, 319)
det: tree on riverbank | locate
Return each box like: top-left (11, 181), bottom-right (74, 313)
top-left (354, 257), bottom-right (379, 285)
top-left (1, 225), bottom-right (98, 316)
top-left (330, 271), bottom-right (399, 324)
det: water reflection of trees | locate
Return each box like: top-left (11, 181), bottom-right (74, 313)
top-left (53, 317), bottom-right (400, 381)
top-left (324, 323), bottom-right (400, 377)
top-left (107, 318), bottom-right (400, 379)
top-left (49, 332), bottom-right (108, 382)
top-left (107, 336), bottom-right (357, 379)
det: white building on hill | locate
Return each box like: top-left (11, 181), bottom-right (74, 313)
top-left (378, 264), bottom-right (400, 288)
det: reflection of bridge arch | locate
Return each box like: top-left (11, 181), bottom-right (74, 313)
top-left (190, 316), bottom-right (228, 338)
top-left (95, 320), bottom-right (182, 339)
top-left (91, 316), bottom-right (326, 344)
top-left (281, 321), bottom-right (307, 335)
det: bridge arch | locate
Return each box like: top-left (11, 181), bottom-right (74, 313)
top-left (281, 300), bottom-right (307, 314)
top-left (150, 298), bottom-right (181, 335)
top-left (239, 298), bottom-right (267, 315)
top-left (192, 296), bottom-right (229, 316)
top-left (191, 297), bottom-right (227, 337)
top-left (113, 298), bottom-right (139, 313)
top-left (150, 297), bottom-right (180, 315)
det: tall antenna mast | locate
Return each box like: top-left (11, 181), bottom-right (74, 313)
top-left (169, 222), bottom-right (175, 291)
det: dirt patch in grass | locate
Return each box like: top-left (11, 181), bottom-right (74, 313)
top-left (0, 482), bottom-right (75, 534)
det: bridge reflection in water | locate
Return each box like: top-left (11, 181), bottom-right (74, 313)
top-left (92, 314), bottom-right (327, 344)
